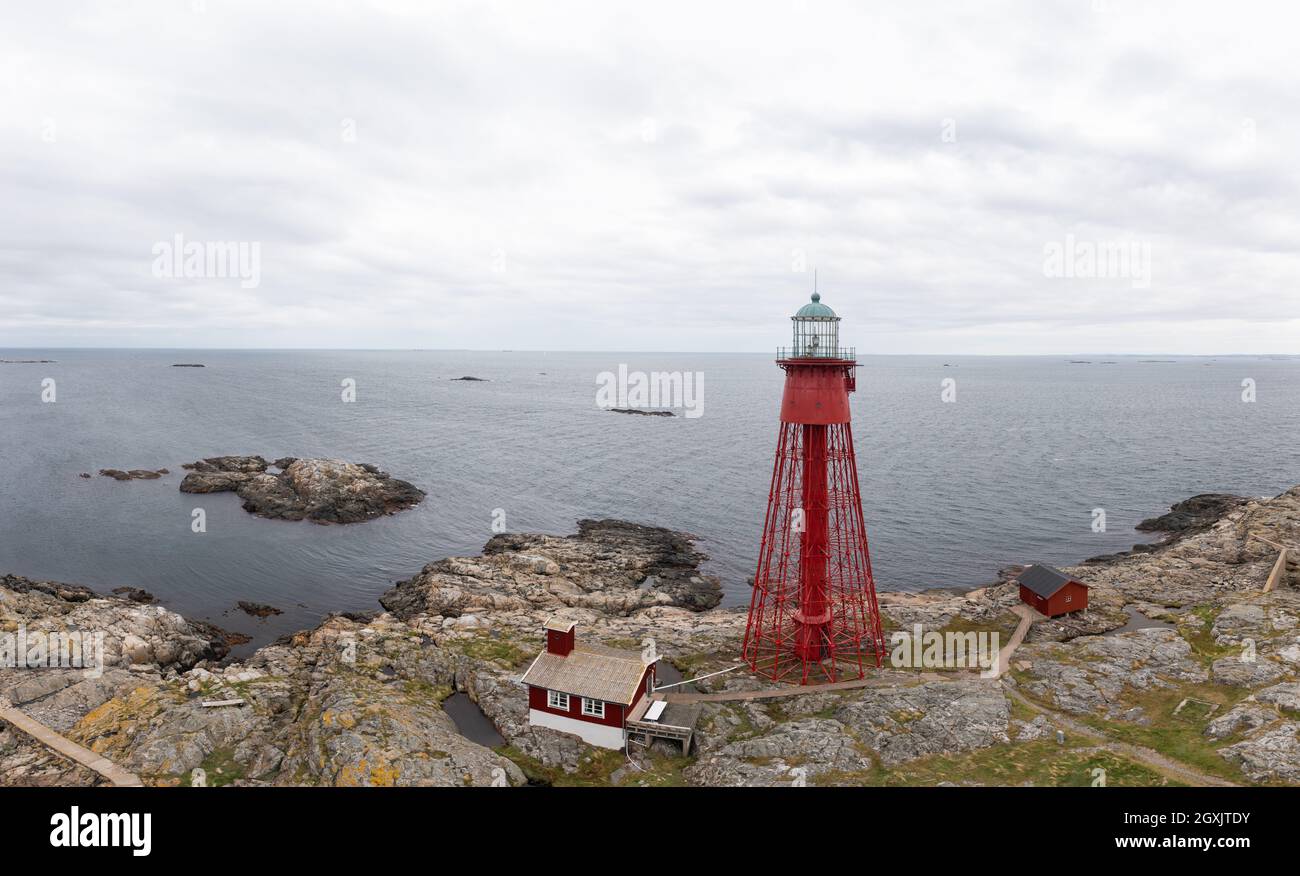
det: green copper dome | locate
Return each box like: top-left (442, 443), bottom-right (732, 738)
top-left (794, 291), bottom-right (837, 319)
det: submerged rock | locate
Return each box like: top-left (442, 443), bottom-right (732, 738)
top-left (1137, 493), bottom-right (1250, 535)
top-left (99, 468), bottom-right (169, 481)
top-left (237, 601), bottom-right (283, 618)
top-left (179, 456), bottom-right (425, 524)
top-left (111, 586), bottom-right (157, 604)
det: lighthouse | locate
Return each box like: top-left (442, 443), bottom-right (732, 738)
top-left (742, 291), bottom-right (887, 684)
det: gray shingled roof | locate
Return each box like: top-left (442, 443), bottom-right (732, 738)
top-left (1018, 564), bottom-right (1084, 598)
top-left (520, 642), bottom-right (652, 705)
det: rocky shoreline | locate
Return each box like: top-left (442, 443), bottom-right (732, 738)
top-left (2, 488), bottom-right (1299, 787)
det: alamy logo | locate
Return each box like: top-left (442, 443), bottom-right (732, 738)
top-left (152, 233), bottom-right (261, 289)
top-left (595, 364), bottom-right (703, 418)
top-left (1043, 234), bottom-right (1151, 289)
top-left (0, 626), bottom-right (105, 678)
top-left (49, 807), bottom-right (151, 856)
top-left (889, 624), bottom-right (1001, 677)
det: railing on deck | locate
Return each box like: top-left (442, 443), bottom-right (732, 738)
top-left (776, 346), bottom-right (857, 361)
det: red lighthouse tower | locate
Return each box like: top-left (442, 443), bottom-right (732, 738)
top-left (742, 291), bottom-right (886, 684)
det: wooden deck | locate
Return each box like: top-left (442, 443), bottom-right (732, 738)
top-left (626, 696), bottom-right (701, 754)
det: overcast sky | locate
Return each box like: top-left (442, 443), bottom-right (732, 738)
top-left (2, 1), bottom-right (1298, 353)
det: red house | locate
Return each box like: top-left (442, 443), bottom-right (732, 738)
top-left (519, 618), bottom-right (657, 750)
top-left (1018, 564), bottom-right (1089, 618)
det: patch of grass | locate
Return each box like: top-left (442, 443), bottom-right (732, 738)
top-left (403, 679), bottom-right (452, 703)
top-left (1008, 695), bottom-right (1040, 724)
top-left (496, 745), bottom-right (626, 787)
top-left (495, 746), bottom-right (551, 784)
top-left (180, 747), bottom-right (246, 787)
top-left (225, 675), bottom-right (284, 700)
top-left (718, 704), bottom-right (763, 743)
top-left (1077, 682), bottom-right (1249, 783)
top-left (454, 634), bottom-right (532, 669)
top-left (1178, 605), bottom-right (1232, 663)
top-left (816, 741), bottom-right (1177, 787)
top-left (938, 610), bottom-right (1022, 645)
top-left (669, 651), bottom-right (727, 680)
top-left (614, 752), bottom-right (694, 787)
top-left (1013, 662), bottom-right (1252, 783)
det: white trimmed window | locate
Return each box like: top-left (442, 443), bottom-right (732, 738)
top-left (547, 690), bottom-right (569, 710)
top-left (581, 698), bottom-right (605, 718)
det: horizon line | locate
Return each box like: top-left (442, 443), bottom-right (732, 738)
top-left (2, 346), bottom-right (1298, 358)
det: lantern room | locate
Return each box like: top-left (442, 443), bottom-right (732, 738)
top-left (790, 292), bottom-right (841, 358)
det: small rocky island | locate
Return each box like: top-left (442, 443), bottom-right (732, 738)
top-left (98, 468), bottom-right (169, 481)
top-left (2, 488), bottom-right (1299, 787)
top-left (609, 408), bottom-right (675, 417)
top-left (178, 456), bottom-right (425, 524)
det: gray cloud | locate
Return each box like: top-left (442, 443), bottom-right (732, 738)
top-left (1, 0), bottom-right (1298, 353)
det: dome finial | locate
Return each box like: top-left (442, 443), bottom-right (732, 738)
top-left (811, 291), bottom-right (821, 303)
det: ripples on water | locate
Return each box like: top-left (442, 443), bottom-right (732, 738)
top-left (2, 350), bottom-right (1297, 651)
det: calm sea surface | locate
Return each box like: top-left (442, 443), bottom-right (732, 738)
top-left (2, 350), bottom-right (1297, 651)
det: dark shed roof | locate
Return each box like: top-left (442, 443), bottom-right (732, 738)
top-left (1018, 564), bottom-right (1085, 599)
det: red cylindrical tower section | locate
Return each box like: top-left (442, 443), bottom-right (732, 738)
top-left (794, 422), bottom-right (831, 661)
top-left (778, 361), bottom-right (854, 425)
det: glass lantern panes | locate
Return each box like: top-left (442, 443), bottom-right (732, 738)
top-left (792, 316), bottom-right (839, 358)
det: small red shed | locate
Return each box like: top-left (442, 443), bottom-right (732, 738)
top-left (519, 618), bottom-right (657, 750)
top-left (1017, 564), bottom-right (1089, 618)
